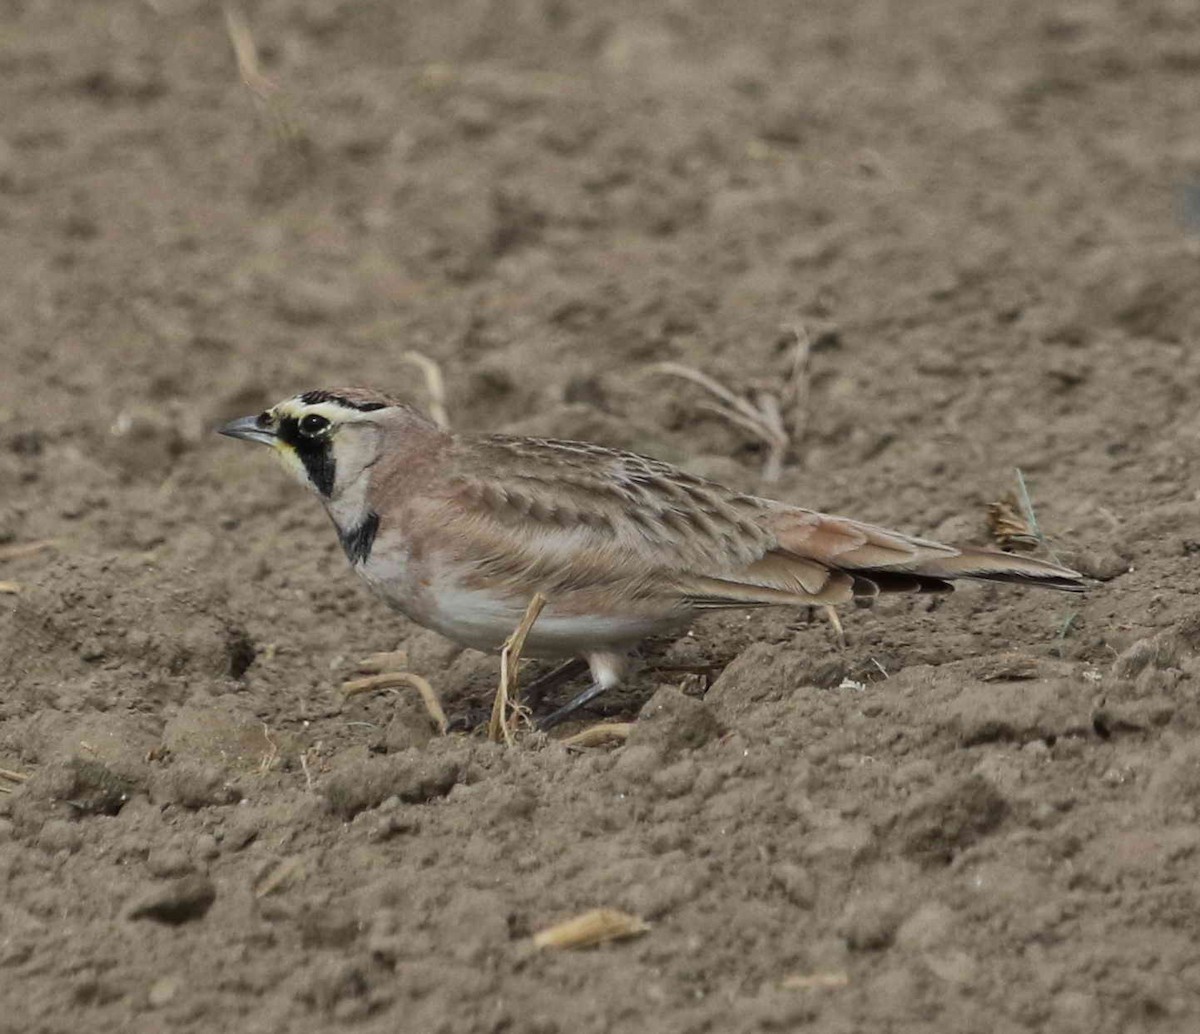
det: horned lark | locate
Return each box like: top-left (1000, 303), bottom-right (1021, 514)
top-left (219, 388), bottom-right (1084, 727)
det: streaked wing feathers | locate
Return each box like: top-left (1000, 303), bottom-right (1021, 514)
top-left (421, 434), bottom-right (1083, 610)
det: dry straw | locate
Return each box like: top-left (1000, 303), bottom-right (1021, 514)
top-left (487, 593), bottom-right (547, 745)
top-left (0, 539), bottom-right (58, 561)
top-left (560, 723), bottom-right (634, 749)
top-left (650, 325), bottom-right (811, 484)
top-left (0, 766), bottom-right (29, 794)
top-left (343, 669), bottom-right (449, 736)
top-left (399, 351), bottom-right (450, 429)
top-left (532, 908), bottom-right (649, 950)
top-left (779, 971), bottom-right (850, 991)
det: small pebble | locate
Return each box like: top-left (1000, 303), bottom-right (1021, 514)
top-left (148, 974), bottom-right (181, 1008)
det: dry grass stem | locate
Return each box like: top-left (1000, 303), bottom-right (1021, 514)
top-left (779, 971), bottom-right (850, 991)
top-left (400, 351), bottom-right (450, 429)
top-left (223, 2), bottom-right (306, 147)
top-left (654, 362), bottom-right (754, 416)
top-left (355, 650), bottom-right (409, 674)
top-left (0, 582), bottom-right (21, 595)
top-left (781, 324), bottom-right (813, 448)
top-left (987, 469), bottom-right (1065, 563)
top-left (223, 2), bottom-right (278, 102)
top-left (0, 539), bottom-right (58, 562)
top-left (0, 767), bottom-right (30, 784)
top-left (823, 604), bottom-right (845, 649)
top-left (342, 672), bottom-right (449, 735)
top-left (257, 722), bottom-right (279, 775)
top-left (488, 593), bottom-right (547, 746)
top-left (650, 326), bottom-right (811, 483)
top-left (254, 857), bottom-right (305, 898)
top-left (532, 908), bottom-right (649, 950)
top-left (1013, 468), bottom-right (1067, 565)
top-left (987, 494), bottom-right (1038, 551)
top-left (560, 723), bottom-right (634, 749)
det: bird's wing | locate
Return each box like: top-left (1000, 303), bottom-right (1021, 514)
top-left (411, 436), bottom-right (847, 606)
top-left (411, 435), bottom-right (1082, 609)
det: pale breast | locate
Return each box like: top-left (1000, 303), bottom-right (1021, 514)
top-left (355, 541), bottom-right (686, 655)
top-left (353, 531), bottom-right (421, 615)
top-left (347, 504), bottom-right (694, 656)
top-left (424, 578), bottom-right (687, 655)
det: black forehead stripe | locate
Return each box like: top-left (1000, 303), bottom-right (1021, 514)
top-left (298, 390), bottom-right (389, 412)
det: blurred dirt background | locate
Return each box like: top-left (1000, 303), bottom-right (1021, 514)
top-left (3, 1), bottom-right (1200, 1031)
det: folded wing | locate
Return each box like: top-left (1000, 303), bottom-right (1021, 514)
top-left (430, 435), bottom-right (1085, 610)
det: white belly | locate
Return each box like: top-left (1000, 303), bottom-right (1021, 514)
top-left (354, 547), bottom-right (680, 656)
top-left (419, 585), bottom-right (678, 656)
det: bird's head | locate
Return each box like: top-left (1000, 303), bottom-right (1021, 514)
top-left (218, 387), bottom-right (420, 499)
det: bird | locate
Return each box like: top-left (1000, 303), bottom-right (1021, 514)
top-left (219, 387), bottom-right (1085, 728)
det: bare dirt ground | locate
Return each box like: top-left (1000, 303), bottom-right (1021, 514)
top-left (3, 1), bottom-right (1200, 1031)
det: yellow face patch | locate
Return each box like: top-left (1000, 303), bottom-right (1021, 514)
top-left (260, 399), bottom-right (355, 496)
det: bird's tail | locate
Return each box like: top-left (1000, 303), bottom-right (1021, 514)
top-left (763, 508), bottom-right (1087, 600)
top-left (889, 547), bottom-right (1086, 593)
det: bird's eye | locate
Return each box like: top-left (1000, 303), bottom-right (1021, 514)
top-left (299, 414), bottom-right (331, 437)
top-left (255, 410), bottom-right (273, 429)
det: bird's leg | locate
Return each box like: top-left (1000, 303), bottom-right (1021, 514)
top-left (538, 681), bottom-right (611, 730)
top-left (521, 657), bottom-right (590, 708)
top-left (537, 651), bottom-right (626, 731)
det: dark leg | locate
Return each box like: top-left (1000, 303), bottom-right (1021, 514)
top-left (537, 681), bottom-right (610, 731)
top-left (445, 658), bottom-right (590, 733)
top-left (521, 657), bottom-right (590, 708)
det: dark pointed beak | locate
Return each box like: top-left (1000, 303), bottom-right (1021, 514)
top-left (218, 414), bottom-right (277, 447)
